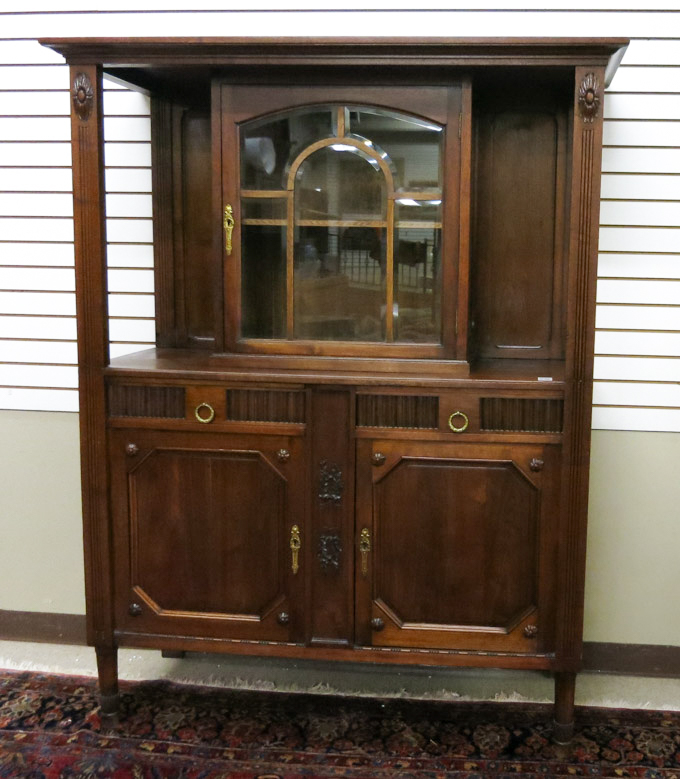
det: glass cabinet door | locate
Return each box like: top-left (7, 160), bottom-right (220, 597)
top-left (221, 86), bottom-right (462, 358)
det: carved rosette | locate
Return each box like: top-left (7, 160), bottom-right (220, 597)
top-left (72, 72), bottom-right (95, 121)
top-left (578, 72), bottom-right (601, 123)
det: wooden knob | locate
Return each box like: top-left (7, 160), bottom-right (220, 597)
top-left (371, 617), bottom-right (385, 631)
top-left (277, 612), bottom-right (290, 625)
top-left (530, 458), bottom-right (544, 472)
top-left (371, 452), bottom-right (386, 466)
top-left (524, 624), bottom-right (538, 639)
top-left (277, 449), bottom-right (290, 463)
top-left (128, 603), bottom-right (142, 617)
top-left (125, 442), bottom-right (138, 456)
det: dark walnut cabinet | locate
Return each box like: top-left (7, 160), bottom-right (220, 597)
top-left (42, 36), bottom-right (628, 742)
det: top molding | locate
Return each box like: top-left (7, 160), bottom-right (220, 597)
top-left (40, 37), bottom-right (629, 86)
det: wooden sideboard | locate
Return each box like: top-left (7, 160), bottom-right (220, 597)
top-left (41, 36), bottom-right (628, 742)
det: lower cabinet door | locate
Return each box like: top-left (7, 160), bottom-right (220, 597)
top-left (109, 429), bottom-right (306, 643)
top-left (355, 439), bottom-right (558, 654)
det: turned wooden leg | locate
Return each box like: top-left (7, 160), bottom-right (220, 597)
top-left (553, 671), bottom-right (576, 744)
top-left (95, 646), bottom-right (119, 727)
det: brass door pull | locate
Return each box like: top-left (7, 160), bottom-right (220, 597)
top-left (224, 204), bottom-right (235, 255)
top-left (447, 410), bottom-right (469, 433)
top-left (359, 528), bottom-right (371, 576)
top-left (195, 402), bottom-right (215, 424)
top-left (290, 525), bottom-right (301, 575)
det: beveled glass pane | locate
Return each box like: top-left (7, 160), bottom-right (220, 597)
top-left (347, 107), bottom-right (442, 192)
top-left (295, 145), bottom-right (386, 222)
top-left (394, 201), bottom-right (442, 343)
top-left (294, 225), bottom-right (386, 341)
top-left (241, 218), bottom-right (286, 339)
top-left (241, 109), bottom-right (333, 191)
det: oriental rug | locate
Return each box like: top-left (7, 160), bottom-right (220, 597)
top-left (0, 669), bottom-right (679, 778)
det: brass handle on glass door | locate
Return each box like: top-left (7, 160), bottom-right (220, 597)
top-left (223, 204), bottom-right (235, 255)
top-left (290, 525), bottom-right (301, 575)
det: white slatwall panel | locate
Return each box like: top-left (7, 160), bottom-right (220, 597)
top-left (0, 6), bottom-right (678, 430)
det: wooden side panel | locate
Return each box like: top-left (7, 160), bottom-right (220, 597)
top-left (70, 64), bottom-right (113, 648)
top-left (471, 80), bottom-right (568, 360)
top-left (557, 66), bottom-right (607, 668)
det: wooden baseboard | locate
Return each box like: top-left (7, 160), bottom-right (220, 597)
top-left (583, 641), bottom-right (680, 678)
top-left (0, 610), bottom-right (87, 646)
top-left (0, 612), bottom-right (677, 678)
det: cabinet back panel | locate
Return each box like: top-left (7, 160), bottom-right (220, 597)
top-left (472, 85), bottom-right (568, 360)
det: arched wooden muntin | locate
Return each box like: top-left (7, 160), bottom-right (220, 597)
top-left (239, 103), bottom-right (444, 348)
top-left (286, 132), bottom-right (395, 340)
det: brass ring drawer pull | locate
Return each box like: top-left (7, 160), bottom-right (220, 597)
top-left (195, 402), bottom-right (215, 424)
top-left (447, 410), bottom-right (469, 433)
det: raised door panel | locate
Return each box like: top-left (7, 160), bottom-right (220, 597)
top-left (110, 429), bottom-right (305, 643)
top-left (356, 440), bottom-right (555, 654)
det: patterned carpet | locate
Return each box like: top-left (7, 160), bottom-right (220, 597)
top-left (0, 669), bottom-right (679, 778)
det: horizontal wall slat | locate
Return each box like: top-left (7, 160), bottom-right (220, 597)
top-left (597, 254), bottom-right (680, 280)
top-left (102, 90), bottom-right (151, 115)
top-left (0, 339), bottom-right (77, 364)
top-left (105, 194), bottom-right (153, 218)
top-left (592, 406), bottom-right (680, 433)
top-left (0, 41), bottom-right (65, 66)
top-left (603, 121), bottom-right (680, 149)
top-left (0, 387), bottom-right (78, 412)
top-left (600, 201), bottom-right (680, 227)
top-left (0, 65), bottom-right (68, 91)
top-left (104, 142), bottom-right (151, 167)
top-left (622, 40), bottom-right (680, 66)
top-left (106, 244), bottom-right (154, 268)
top-left (0, 291), bottom-right (75, 316)
top-left (601, 174), bottom-right (680, 201)
top-left (597, 279), bottom-right (680, 305)
top-left (0, 267), bottom-right (74, 291)
top-left (0, 243), bottom-right (74, 266)
top-left (0, 142), bottom-right (71, 167)
top-left (598, 227), bottom-right (680, 253)
top-left (595, 330), bottom-right (680, 357)
top-left (0, 217), bottom-right (73, 242)
top-left (0, 91), bottom-right (70, 115)
top-left (593, 381), bottom-right (680, 407)
top-left (0, 193), bottom-right (73, 217)
top-left (596, 305), bottom-right (680, 331)
top-left (607, 66), bottom-right (680, 94)
top-left (0, 363), bottom-right (77, 388)
top-left (103, 117), bottom-right (151, 143)
top-left (105, 218), bottom-right (153, 244)
top-left (1, 10), bottom-right (679, 38)
top-left (0, 315), bottom-right (76, 340)
top-left (107, 268), bottom-right (154, 293)
top-left (602, 148), bottom-right (680, 174)
top-left (604, 94), bottom-right (680, 121)
top-left (0, 168), bottom-right (73, 192)
top-left (109, 318), bottom-right (155, 342)
top-left (595, 356), bottom-right (680, 382)
top-left (108, 294), bottom-right (155, 318)
top-left (0, 117), bottom-right (71, 142)
top-left (104, 168), bottom-right (152, 193)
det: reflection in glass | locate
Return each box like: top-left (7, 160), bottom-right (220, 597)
top-left (347, 107), bottom-right (442, 192)
top-left (241, 110), bottom-right (333, 190)
top-left (394, 200), bottom-right (442, 343)
top-left (241, 198), bottom-right (287, 338)
top-left (294, 145), bottom-right (386, 341)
